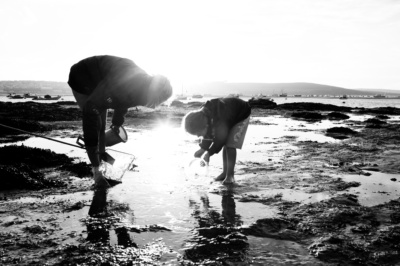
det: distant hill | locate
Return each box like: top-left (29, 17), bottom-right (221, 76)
top-left (1, 80), bottom-right (399, 97)
top-left (358, 88), bottom-right (400, 95)
top-left (186, 82), bottom-right (400, 97)
top-left (0, 80), bottom-right (71, 95)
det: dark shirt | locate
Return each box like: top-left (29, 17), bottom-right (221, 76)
top-left (68, 55), bottom-right (152, 147)
top-left (199, 97), bottom-right (251, 155)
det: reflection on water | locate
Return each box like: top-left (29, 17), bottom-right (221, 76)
top-left (221, 193), bottom-right (237, 226)
top-left (88, 189), bottom-right (108, 217)
top-left (7, 114), bottom-right (400, 264)
top-left (86, 188), bottom-right (137, 248)
top-left (183, 189), bottom-right (249, 263)
top-left (341, 171), bottom-right (400, 206)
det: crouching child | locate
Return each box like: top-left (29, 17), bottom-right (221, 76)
top-left (182, 97), bottom-right (251, 184)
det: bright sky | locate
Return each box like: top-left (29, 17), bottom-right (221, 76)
top-left (1, 0), bottom-right (400, 90)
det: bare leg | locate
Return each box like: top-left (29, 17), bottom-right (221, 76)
top-left (72, 90), bottom-right (109, 188)
top-left (222, 147), bottom-right (236, 184)
top-left (99, 109), bottom-right (107, 153)
top-left (214, 146), bottom-right (228, 181)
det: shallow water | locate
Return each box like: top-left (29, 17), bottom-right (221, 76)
top-left (0, 120), bottom-right (321, 262)
top-left (2, 114), bottom-right (398, 264)
top-left (341, 171), bottom-right (400, 206)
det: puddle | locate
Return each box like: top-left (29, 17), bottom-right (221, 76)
top-left (341, 171), bottom-right (400, 206)
top-left (252, 116), bottom-right (340, 143)
top-left (244, 189), bottom-right (333, 205)
top-left (239, 171), bottom-right (400, 208)
top-left (247, 236), bottom-right (326, 265)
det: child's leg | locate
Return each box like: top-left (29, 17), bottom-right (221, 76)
top-left (214, 146), bottom-right (228, 181)
top-left (220, 116), bottom-right (250, 185)
top-left (222, 147), bottom-right (236, 184)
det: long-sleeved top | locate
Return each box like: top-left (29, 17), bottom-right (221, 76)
top-left (199, 97), bottom-right (251, 155)
top-left (68, 55), bottom-right (153, 147)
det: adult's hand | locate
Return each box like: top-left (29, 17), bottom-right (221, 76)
top-left (110, 125), bottom-right (120, 134)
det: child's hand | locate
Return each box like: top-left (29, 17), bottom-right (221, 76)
top-left (194, 149), bottom-right (205, 158)
top-left (201, 152), bottom-right (210, 166)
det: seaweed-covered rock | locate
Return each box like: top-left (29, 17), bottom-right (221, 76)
top-left (0, 101), bottom-right (81, 122)
top-left (291, 111), bottom-right (323, 120)
top-left (248, 98), bottom-right (277, 109)
top-left (170, 100), bottom-right (185, 107)
top-left (326, 127), bottom-right (358, 139)
top-left (0, 145), bottom-right (71, 167)
top-left (376, 115), bottom-right (390, 120)
top-left (327, 112), bottom-right (350, 120)
top-left (356, 106), bottom-right (400, 115)
top-left (278, 102), bottom-right (352, 112)
top-left (365, 118), bottom-right (387, 125)
top-left (0, 163), bottom-right (65, 190)
top-left (0, 118), bottom-right (50, 136)
top-left (0, 145), bottom-right (91, 190)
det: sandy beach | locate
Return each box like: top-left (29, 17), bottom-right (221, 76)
top-left (1, 99), bottom-right (400, 265)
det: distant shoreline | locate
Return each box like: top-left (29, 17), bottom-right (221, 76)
top-left (1, 92), bottom-right (399, 100)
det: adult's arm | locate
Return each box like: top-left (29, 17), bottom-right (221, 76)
top-left (112, 108), bottom-right (128, 127)
top-left (81, 79), bottom-right (109, 166)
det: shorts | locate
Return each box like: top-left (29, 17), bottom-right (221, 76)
top-left (226, 116), bottom-right (250, 149)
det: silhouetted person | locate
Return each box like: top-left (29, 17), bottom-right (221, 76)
top-left (182, 97), bottom-right (251, 184)
top-left (68, 55), bottom-right (172, 188)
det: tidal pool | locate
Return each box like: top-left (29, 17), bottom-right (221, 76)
top-left (3, 117), bottom-right (396, 264)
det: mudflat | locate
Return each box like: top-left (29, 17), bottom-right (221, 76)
top-left (1, 100), bottom-right (400, 265)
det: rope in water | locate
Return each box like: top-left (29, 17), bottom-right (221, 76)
top-left (0, 123), bottom-right (135, 157)
top-left (0, 123), bottom-right (84, 149)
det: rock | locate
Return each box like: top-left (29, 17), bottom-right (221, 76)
top-left (248, 98), bottom-right (277, 109)
top-left (326, 127), bottom-right (358, 139)
top-left (327, 112), bottom-right (350, 120)
top-left (291, 111), bottom-right (323, 120)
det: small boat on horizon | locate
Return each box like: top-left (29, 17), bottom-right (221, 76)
top-left (191, 94), bottom-right (203, 99)
top-left (7, 93), bottom-right (25, 99)
top-left (32, 95), bottom-right (62, 100)
top-left (373, 94), bottom-right (386, 99)
top-left (250, 94), bottom-right (274, 101)
top-left (175, 94), bottom-right (188, 100)
top-left (339, 95), bottom-right (348, 99)
top-left (23, 93), bottom-right (37, 98)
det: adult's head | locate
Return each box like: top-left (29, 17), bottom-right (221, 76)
top-left (146, 75), bottom-right (173, 108)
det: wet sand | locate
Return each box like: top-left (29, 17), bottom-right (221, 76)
top-left (1, 100), bottom-right (400, 265)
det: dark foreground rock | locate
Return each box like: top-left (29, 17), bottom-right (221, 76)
top-left (242, 194), bottom-right (400, 265)
top-left (0, 145), bottom-right (91, 191)
top-left (326, 127), bottom-right (358, 139)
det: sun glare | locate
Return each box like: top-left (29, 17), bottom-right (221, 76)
top-left (152, 122), bottom-right (183, 149)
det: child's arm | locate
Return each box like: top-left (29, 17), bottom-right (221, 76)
top-left (194, 148), bottom-right (206, 158)
top-left (199, 122), bottom-right (229, 156)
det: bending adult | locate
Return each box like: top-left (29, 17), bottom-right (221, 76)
top-left (68, 55), bottom-right (172, 188)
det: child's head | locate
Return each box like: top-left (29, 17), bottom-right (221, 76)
top-left (182, 110), bottom-right (208, 137)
